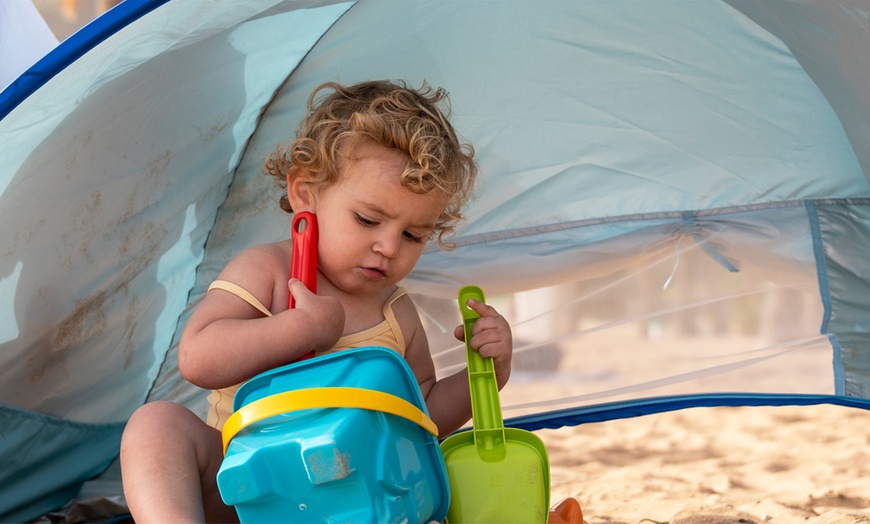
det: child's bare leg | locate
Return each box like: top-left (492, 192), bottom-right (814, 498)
top-left (120, 400), bottom-right (238, 523)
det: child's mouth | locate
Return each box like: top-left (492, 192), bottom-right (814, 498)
top-left (360, 267), bottom-right (386, 279)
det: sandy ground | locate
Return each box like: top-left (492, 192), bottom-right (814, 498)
top-left (534, 403), bottom-right (870, 524)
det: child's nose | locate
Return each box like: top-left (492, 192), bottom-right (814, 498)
top-left (373, 234), bottom-right (400, 258)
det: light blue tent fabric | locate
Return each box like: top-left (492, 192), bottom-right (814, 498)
top-left (1, 0), bottom-right (870, 521)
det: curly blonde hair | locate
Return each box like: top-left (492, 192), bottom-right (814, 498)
top-left (263, 80), bottom-right (477, 248)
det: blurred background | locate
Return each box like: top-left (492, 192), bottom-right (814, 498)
top-left (34, 0), bottom-right (120, 40)
top-left (1, 0), bottom-right (119, 90)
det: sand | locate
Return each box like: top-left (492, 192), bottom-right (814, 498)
top-left (536, 403), bottom-right (870, 524)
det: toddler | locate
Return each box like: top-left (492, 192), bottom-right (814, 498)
top-left (120, 79), bottom-right (513, 523)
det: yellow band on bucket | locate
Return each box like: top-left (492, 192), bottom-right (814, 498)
top-left (222, 387), bottom-right (439, 454)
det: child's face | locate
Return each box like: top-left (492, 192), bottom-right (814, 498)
top-left (310, 141), bottom-right (449, 296)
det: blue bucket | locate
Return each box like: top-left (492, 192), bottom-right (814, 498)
top-left (216, 346), bottom-right (450, 523)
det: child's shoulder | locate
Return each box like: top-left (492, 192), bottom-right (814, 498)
top-left (224, 240), bottom-right (292, 275)
top-left (389, 290), bottom-right (425, 328)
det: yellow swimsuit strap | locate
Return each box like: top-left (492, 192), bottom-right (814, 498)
top-left (208, 280), bottom-right (272, 317)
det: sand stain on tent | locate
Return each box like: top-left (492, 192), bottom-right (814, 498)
top-left (34, 290), bottom-right (109, 382)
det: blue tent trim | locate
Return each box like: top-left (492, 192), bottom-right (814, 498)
top-left (505, 393), bottom-right (870, 433)
top-left (0, 0), bottom-right (170, 120)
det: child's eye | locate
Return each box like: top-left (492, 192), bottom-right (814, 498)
top-left (403, 231), bottom-right (425, 243)
top-left (355, 214), bottom-right (378, 227)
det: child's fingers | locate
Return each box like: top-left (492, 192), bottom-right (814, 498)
top-left (455, 299), bottom-right (498, 340)
top-left (454, 320), bottom-right (503, 348)
top-left (287, 278), bottom-right (314, 302)
top-left (464, 298), bottom-right (499, 318)
top-left (471, 331), bottom-right (507, 354)
top-left (457, 299), bottom-right (512, 358)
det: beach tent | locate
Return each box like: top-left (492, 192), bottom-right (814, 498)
top-left (2, 0), bottom-right (870, 521)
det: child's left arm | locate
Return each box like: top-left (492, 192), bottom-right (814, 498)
top-left (403, 297), bottom-right (513, 438)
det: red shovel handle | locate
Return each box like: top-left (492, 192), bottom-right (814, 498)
top-left (290, 211), bottom-right (318, 361)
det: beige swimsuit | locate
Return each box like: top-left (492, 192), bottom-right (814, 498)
top-left (203, 280), bottom-right (408, 430)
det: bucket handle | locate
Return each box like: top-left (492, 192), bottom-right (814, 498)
top-left (222, 387), bottom-right (439, 454)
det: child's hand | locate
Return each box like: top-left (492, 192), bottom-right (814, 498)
top-left (288, 278), bottom-right (345, 352)
top-left (454, 298), bottom-right (513, 389)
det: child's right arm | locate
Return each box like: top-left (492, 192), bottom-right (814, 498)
top-left (177, 244), bottom-right (344, 390)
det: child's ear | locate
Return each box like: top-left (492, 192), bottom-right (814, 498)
top-left (286, 167), bottom-right (317, 212)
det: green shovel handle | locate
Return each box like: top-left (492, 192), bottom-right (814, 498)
top-left (459, 286), bottom-right (507, 458)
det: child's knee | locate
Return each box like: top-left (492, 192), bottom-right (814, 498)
top-left (122, 400), bottom-right (220, 461)
top-left (123, 401), bottom-right (195, 446)
top-left (127, 399), bottom-right (181, 425)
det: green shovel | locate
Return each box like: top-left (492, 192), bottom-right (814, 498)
top-left (440, 285), bottom-right (550, 523)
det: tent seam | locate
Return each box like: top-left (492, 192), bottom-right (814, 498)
top-left (434, 198), bottom-right (870, 251)
top-left (805, 201), bottom-right (832, 335)
top-left (804, 201), bottom-right (844, 395)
